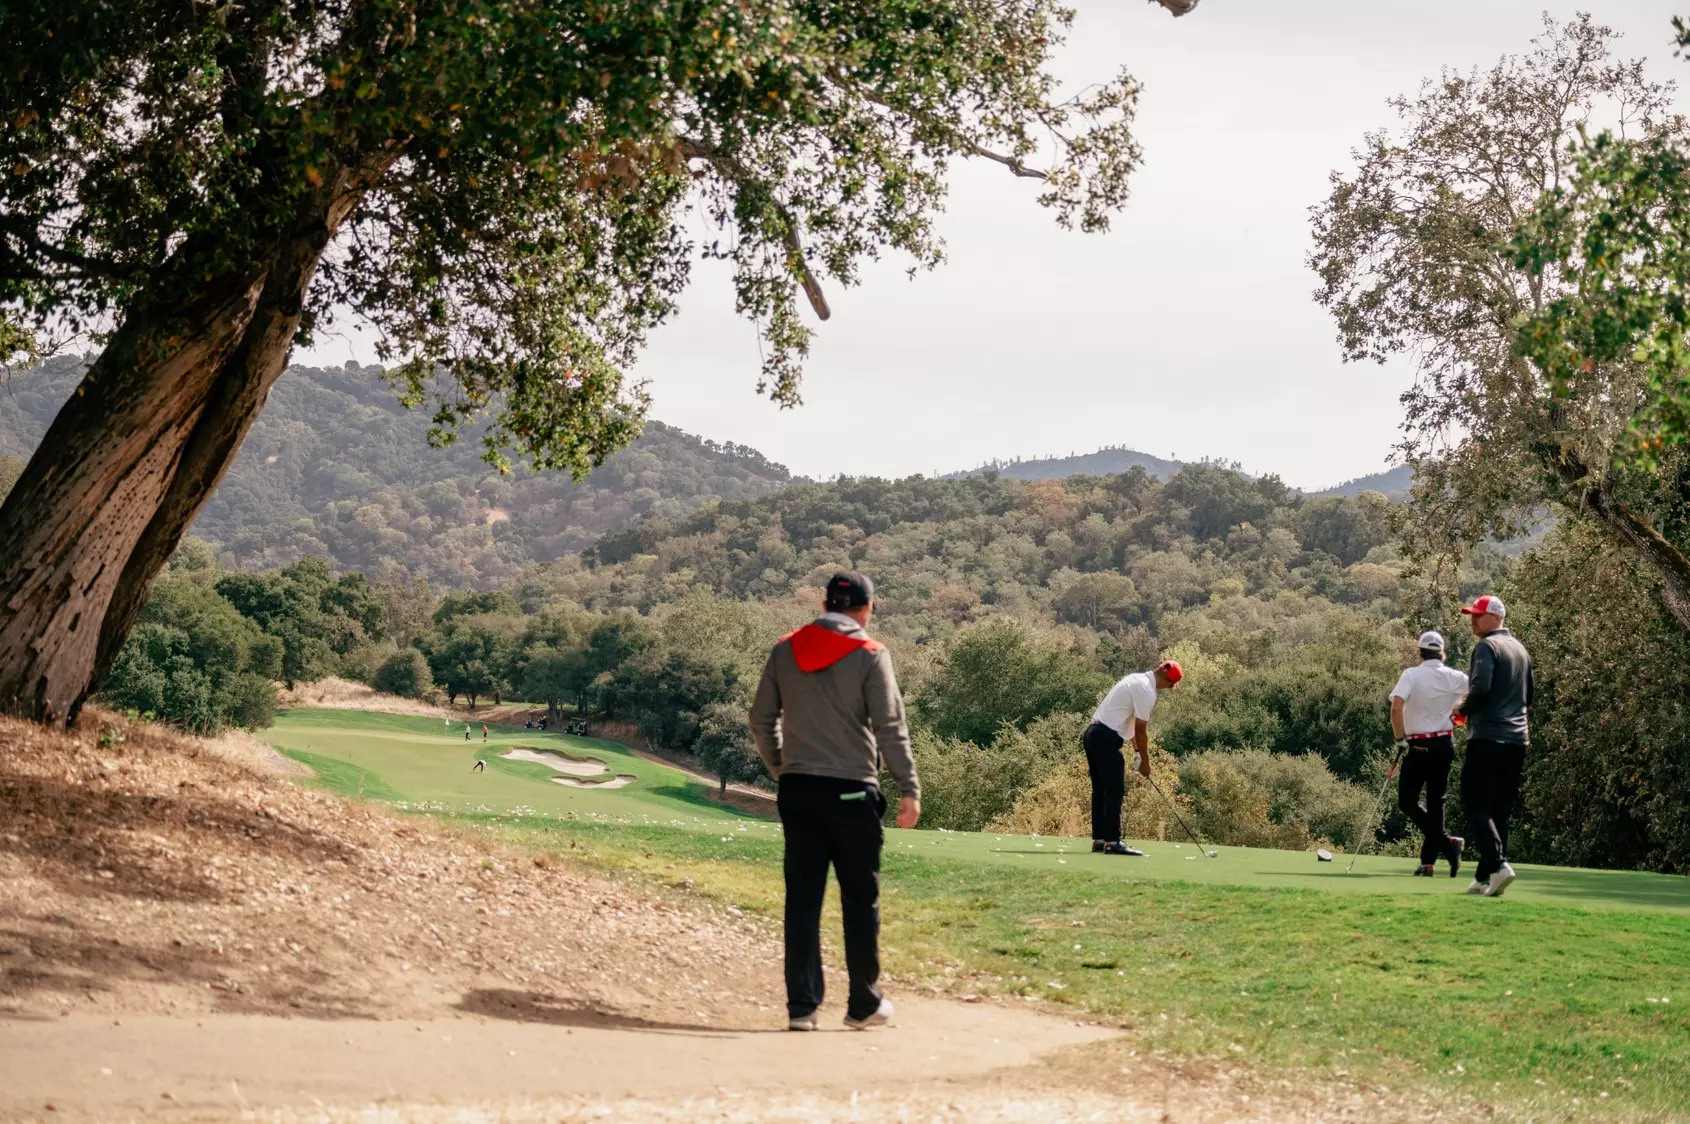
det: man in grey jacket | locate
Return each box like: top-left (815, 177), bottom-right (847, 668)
top-left (750, 571), bottom-right (920, 1032)
top-left (1456, 595), bottom-right (1534, 898)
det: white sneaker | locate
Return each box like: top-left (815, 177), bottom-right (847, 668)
top-left (788, 1013), bottom-right (818, 1031)
top-left (1464, 880), bottom-right (1488, 895)
top-left (843, 998), bottom-right (894, 1030)
top-left (1483, 864), bottom-right (1517, 898)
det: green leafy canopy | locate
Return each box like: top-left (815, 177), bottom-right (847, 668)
top-left (1, 0), bottom-right (1155, 475)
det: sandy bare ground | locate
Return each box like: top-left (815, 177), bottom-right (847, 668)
top-left (0, 712), bottom-right (1456, 1123)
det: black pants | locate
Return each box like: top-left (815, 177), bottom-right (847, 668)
top-left (1397, 734), bottom-right (1454, 866)
top-left (1083, 722), bottom-right (1127, 842)
top-left (777, 773), bottom-right (886, 1021)
top-left (1461, 739), bottom-right (1527, 882)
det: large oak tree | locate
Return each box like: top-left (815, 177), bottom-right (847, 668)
top-left (1309, 14), bottom-right (1690, 632)
top-left (0, 0), bottom-right (1196, 723)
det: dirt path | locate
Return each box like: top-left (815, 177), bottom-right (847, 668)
top-left (0, 1002), bottom-right (1113, 1120)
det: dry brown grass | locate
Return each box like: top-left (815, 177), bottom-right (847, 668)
top-left (275, 677), bottom-right (455, 718)
top-left (0, 708), bottom-right (778, 1026)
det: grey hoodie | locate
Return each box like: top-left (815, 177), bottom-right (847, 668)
top-left (748, 615), bottom-right (920, 799)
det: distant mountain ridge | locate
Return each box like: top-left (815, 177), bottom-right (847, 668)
top-left (0, 356), bottom-right (791, 588)
top-left (946, 444), bottom-right (1413, 499)
top-left (1309, 465), bottom-right (1413, 499)
top-left (947, 446), bottom-right (1183, 482)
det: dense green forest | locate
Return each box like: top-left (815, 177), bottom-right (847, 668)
top-left (92, 457), bottom-right (1690, 874)
top-left (0, 357), bottom-right (790, 587)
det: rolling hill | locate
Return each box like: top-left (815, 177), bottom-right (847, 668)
top-left (0, 355), bottom-right (791, 588)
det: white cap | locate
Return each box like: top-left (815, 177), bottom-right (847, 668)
top-left (1417, 630), bottom-right (1445, 652)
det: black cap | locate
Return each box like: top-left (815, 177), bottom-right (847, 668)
top-left (824, 570), bottom-right (874, 610)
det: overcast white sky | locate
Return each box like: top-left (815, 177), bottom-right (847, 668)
top-left (300, 1), bottom-right (1688, 490)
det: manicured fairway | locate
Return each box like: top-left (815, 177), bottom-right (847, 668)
top-left (264, 710), bottom-right (1690, 1118)
top-left (266, 710), bottom-right (1690, 916)
top-left (266, 708), bottom-right (768, 824)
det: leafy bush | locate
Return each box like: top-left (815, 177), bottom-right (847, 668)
top-left (913, 620), bottom-right (1110, 746)
top-left (913, 712), bottom-right (1089, 831)
top-left (693, 701), bottom-right (768, 794)
top-left (1175, 749), bottom-right (1373, 850)
top-left (99, 575), bottom-right (278, 734)
top-left (988, 742), bottom-right (1183, 841)
top-left (372, 649), bottom-right (434, 699)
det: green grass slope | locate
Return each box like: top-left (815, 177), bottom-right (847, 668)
top-left (262, 709), bottom-right (1690, 1118)
top-left (265, 709), bottom-right (766, 824)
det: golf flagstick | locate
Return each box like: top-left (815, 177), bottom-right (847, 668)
top-left (1145, 773), bottom-right (1217, 858)
top-left (1346, 745), bottom-right (1405, 874)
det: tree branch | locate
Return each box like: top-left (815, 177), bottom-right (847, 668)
top-left (1151, 0), bottom-right (1201, 14)
top-left (678, 138), bottom-right (831, 320)
top-left (964, 142), bottom-right (1049, 180)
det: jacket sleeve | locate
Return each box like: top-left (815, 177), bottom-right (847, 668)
top-left (865, 648), bottom-right (920, 800)
top-left (748, 649), bottom-right (783, 776)
top-left (1458, 641), bottom-right (1494, 717)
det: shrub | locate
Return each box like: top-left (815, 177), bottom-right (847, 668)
top-left (989, 742), bottom-right (1183, 842)
top-left (693, 701), bottom-right (768, 794)
top-left (338, 643), bottom-right (393, 684)
top-left (1176, 748), bottom-right (1374, 850)
top-left (914, 711), bottom-right (1090, 832)
top-left (372, 649), bottom-right (433, 698)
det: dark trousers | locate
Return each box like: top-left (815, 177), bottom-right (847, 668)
top-left (1083, 722), bottom-right (1127, 842)
top-left (1461, 739), bottom-right (1527, 882)
top-left (777, 773), bottom-right (885, 1021)
top-left (1397, 734), bottom-right (1454, 866)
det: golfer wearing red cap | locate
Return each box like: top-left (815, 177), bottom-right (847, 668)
top-left (1082, 660), bottom-right (1182, 855)
top-left (1456, 595), bottom-right (1533, 898)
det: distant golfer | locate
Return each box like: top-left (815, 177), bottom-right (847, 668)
top-left (464, 724), bottom-right (471, 741)
top-left (481, 724), bottom-right (488, 741)
top-left (1456, 595), bottom-right (1533, 898)
top-left (1083, 660), bottom-right (1182, 855)
top-left (1389, 631), bottom-right (1468, 877)
top-left (472, 759), bottom-right (486, 773)
top-left (750, 570), bottom-right (920, 1033)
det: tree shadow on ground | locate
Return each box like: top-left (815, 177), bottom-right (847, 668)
top-left (455, 988), bottom-right (775, 1036)
top-left (0, 767), bottom-right (358, 906)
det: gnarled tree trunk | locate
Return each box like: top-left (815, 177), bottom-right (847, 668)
top-left (0, 196), bottom-right (349, 724)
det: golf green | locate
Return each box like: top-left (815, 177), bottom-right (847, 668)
top-left (263, 709), bottom-right (1690, 916)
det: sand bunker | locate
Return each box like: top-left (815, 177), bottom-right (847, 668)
top-left (551, 774), bottom-right (637, 789)
top-left (502, 749), bottom-right (607, 777)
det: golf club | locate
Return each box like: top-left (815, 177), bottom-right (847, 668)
top-left (1146, 773), bottom-right (1217, 858)
top-left (1345, 745), bottom-right (1405, 874)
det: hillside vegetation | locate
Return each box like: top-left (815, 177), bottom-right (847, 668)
top-left (0, 357), bottom-right (789, 587)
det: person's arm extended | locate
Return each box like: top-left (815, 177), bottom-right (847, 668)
top-left (748, 651), bottom-right (783, 777)
top-left (1458, 642), bottom-right (1495, 717)
top-left (1390, 696), bottom-right (1407, 740)
top-left (1132, 718), bottom-right (1152, 778)
top-left (866, 649), bottom-right (921, 827)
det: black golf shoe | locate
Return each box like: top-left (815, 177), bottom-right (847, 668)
top-left (1445, 835), bottom-right (1465, 878)
top-left (1100, 841), bottom-right (1144, 856)
top-left (1411, 863), bottom-right (1436, 876)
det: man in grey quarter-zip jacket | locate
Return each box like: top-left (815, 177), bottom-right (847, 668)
top-left (1456, 594), bottom-right (1533, 899)
top-left (749, 570), bottom-right (921, 1032)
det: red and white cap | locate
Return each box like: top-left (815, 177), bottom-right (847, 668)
top-left (1460, 594), bottom-right (1506, 619)
top-left (1156, 659), bottom-right (1184, 688)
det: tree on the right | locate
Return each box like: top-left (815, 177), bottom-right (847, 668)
top-left (1309, 14), bottom-right (1690, 632)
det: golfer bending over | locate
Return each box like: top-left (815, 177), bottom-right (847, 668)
top-left (1388, 631), bottom-right (1468, 877)
top-left (1456, 595), bottom-right (1533, 898)
top-left (750, 571), bottom-right (920, 1032)
top-left (1082, 660), bottom-right (1181, 855)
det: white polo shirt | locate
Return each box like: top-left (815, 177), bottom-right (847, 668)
top-left (1389, 659), bottom-right (1470, 737)
top-left (1092, 671), bottom-right (1158, 740)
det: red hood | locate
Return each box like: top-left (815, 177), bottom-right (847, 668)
top-left (786, 622), bottom-right (882, 672)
